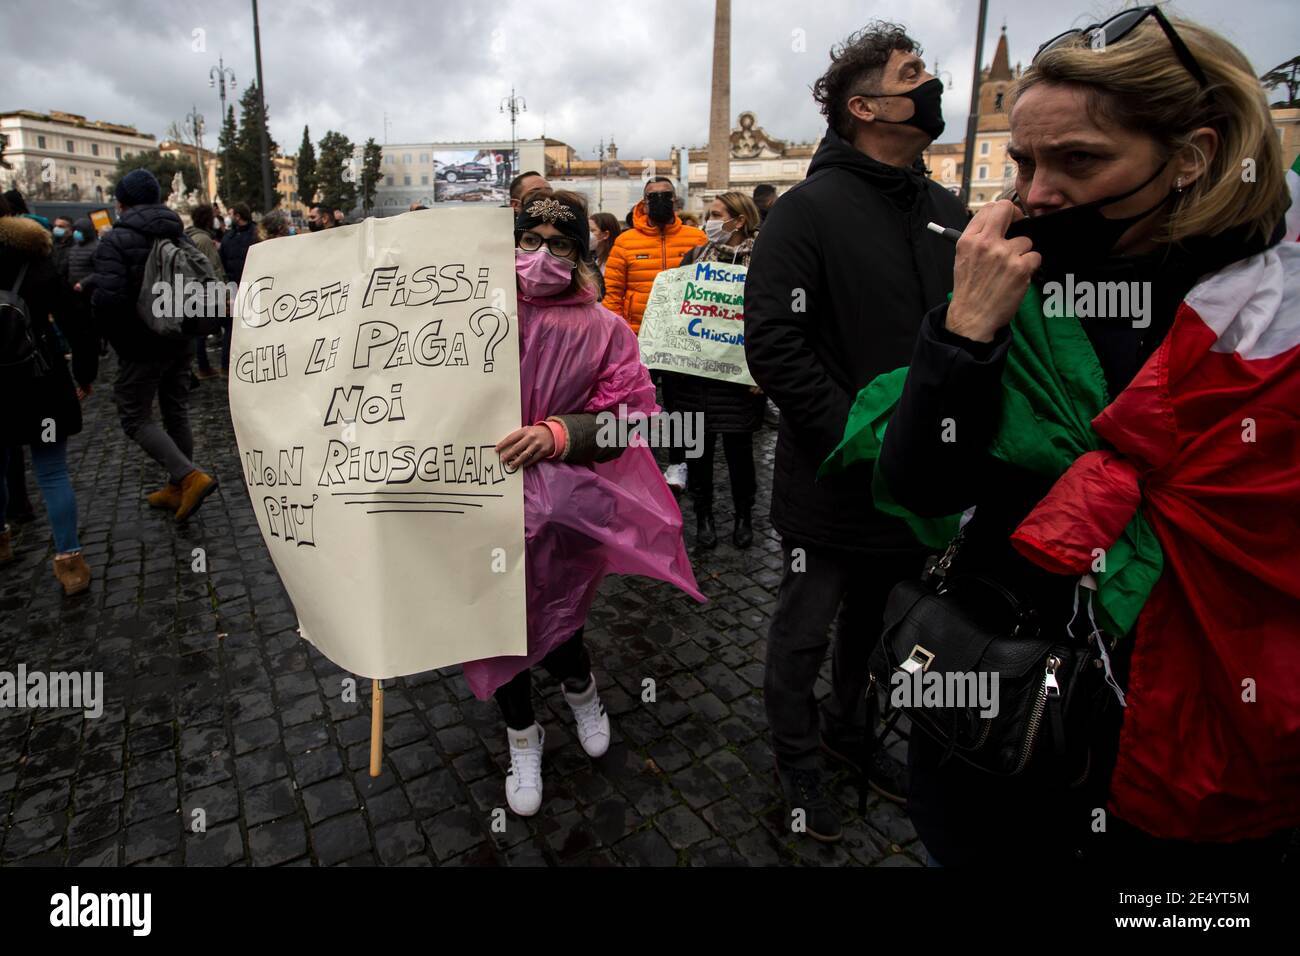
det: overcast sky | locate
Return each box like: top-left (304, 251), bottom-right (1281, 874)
top-left (3, 0), bottom-right (1296, 161)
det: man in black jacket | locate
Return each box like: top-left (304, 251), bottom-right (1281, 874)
top-left (218, 202), bottom-right (259, 373)
top-left (92, 169), bottom-right (218, 522)
top-left (743, 21), bottom-right (967, 842)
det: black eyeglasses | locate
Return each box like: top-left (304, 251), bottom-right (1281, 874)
top-left (517, 230), bottom-right (578, 259)
top-left (1035, 5), bottom-right (1208, 89)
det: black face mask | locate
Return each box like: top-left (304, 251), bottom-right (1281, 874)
top-left (646, 192), bottom-right (675, 225)
top-left (1006, 159), bottom-right (1173, 278)
top-left (308, 220), bottom-right (323, 233)
top-left (866, 77), bottom-right (946, 140)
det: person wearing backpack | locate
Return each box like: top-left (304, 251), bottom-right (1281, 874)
top-left (0, 195), bottom-right (93, 595)
top-left (92, 169), bottom-right (218, 522)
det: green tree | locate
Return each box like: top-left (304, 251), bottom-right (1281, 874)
top-left (297, 125), bottom-right (317, 207)
top-left (216, 104), bottom-right (238, 206)
top-left (1262, 55), bottom-right (1300, 107)
top-left (316, 130), bottom-right (356, 212)
top-left (109, 151), bottom-right (201, 198)
top-left (230, 82), bottom-right (279, 211)
top-left (360, 137), bottom-right (383, 214)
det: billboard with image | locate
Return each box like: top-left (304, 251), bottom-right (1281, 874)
top-left (433, 148), bottom-right (517, 204)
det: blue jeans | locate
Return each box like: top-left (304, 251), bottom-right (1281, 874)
top-left (0, 440), bottom-right (81, 553)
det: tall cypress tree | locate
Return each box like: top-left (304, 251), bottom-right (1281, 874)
top-left (216, 105), bottom-right (237, 206)
top-left (297, 125), bottom-right (317, 208)
top-left (233, 82), bottom-right (279, 211)
top-left (316, 130), bottom-right (356, 213)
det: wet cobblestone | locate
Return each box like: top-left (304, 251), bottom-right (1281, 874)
top-left (0, 350), bottom-right (926, 866)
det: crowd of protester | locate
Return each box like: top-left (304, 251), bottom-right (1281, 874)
top-left (1, 6), bottom-right (1296, 865)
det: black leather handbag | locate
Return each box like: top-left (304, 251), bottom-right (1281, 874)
top-left (866, 532), bottom-right (1117, 786)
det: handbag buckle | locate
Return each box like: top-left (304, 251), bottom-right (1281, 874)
top-left (900, 644), bottom-right (936, 675)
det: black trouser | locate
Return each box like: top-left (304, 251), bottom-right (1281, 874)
top-left (688, 431), bottom-right (756, 515)
top-left (113, 355), bottom-right (197, 483)
top-left (4, 446), bottom-right (32, 520)
top-left (764, 538), bottom-right (927, 770)
top-left (219, 316), bottom-right (233, 372)
top-left (195, 333), bottom-right (212, 372)
top-left (494, 628), bottom-right (591, 731)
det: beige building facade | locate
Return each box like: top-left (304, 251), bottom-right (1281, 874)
top-left (0, 109), bottom-right (156, 203)
top-left (685, 111), bottom-right (819, 213)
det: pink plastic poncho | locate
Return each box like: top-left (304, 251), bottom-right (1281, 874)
top-left (461, 284), bottom-right (706, 699)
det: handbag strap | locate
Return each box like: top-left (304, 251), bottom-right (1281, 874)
top-left (10, 261), bottom-right (28, 296)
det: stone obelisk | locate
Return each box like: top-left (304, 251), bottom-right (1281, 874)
top-left (707, 0), bottom-right (731, 190)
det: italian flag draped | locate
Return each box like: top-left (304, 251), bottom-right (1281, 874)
top-left (824, 165), bottom-right (1300, 839)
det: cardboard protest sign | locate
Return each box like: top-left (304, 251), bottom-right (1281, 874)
top-left (228, 207), bottom-right (527, 680)
top-left (636, 259), bottom-right (756, 387)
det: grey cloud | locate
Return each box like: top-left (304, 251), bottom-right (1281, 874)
top-left (3, 0), bottom-right (1296, 162)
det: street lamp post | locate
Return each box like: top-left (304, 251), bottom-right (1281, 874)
top-left (594, 138), bottom-right (606, 212)
top-left (184, 105), bottom-right (210, 205)
top-left (209, 56), bottom-right (236, 203)
top-left (500, 87), bottom-right (527, 173)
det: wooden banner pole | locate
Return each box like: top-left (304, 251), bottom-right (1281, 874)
top-left (369, 678), bottom-right (384, 777)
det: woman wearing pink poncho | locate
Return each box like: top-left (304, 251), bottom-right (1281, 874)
top-left (463, 188), bottom-right (704, 817)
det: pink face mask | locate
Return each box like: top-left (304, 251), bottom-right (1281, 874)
top-left (515, 247), bottom-right (574, 298)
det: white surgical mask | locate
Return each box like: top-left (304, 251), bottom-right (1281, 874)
top-left (704, 217), bottom-right (735, 242)
top-left (224, 216), bottom-right (232, 228)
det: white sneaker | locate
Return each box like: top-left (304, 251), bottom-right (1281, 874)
top-left (563, 674), bottom-right (611, 758)
top-left (505, 723), bottom-right (545, 817)
top-left (664, 463), bottom-right (688, 492)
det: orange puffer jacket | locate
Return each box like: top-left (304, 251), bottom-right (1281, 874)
top-left (602, 200), bottom-right (707, 334)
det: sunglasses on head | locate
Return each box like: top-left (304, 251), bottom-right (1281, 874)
top-left (1035, 5), bottom-right (1209, 89)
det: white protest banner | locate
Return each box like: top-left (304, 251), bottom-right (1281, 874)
top-left (636, 259), bottom-right (755, 387)
top-left (229, 207), bottom-right (527, 680)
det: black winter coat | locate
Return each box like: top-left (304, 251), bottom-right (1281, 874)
top-left (0, 215), bottom-right (89, 446)
top-left (743, 126), bottom-right (966, 552)
top-left (91, 204), bottom-right (192, 363)
top-left (663, 238), bottom-right (765, 434)
top-left (219, 221), bottom-right (258, 284)
top-left (66, 218), bottom-right (98, 290)
top-left (50, 233), bottom-right (74, 282)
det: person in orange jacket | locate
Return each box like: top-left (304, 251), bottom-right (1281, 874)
top-left (601, 177), bottom-right (706, 334)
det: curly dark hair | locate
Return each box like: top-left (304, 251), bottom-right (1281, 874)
top-left (811, 21), bottom-right (919, 139)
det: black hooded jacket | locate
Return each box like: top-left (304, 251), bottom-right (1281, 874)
top-left (743, 126), bottom-right (967, 552)
top-left (91, 203), bottom-right (192, 362)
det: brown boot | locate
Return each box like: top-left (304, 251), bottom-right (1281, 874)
top-left (175, 469), bottom-right (219, 522)
top-left (53, 552), bottom-right (91, 595)
top-left (147, 482), bottom-right (184, 511)
top-left (0, 526), bottom-right (12, 565)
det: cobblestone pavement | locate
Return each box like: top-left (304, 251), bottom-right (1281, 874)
top-left (0, 350), bottom-right (924, 867)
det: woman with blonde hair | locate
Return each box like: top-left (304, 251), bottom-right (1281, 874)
top-left (870, 6), bottom-right (1298, 864)
top-left (666, 191), bottom-right (766, 549)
